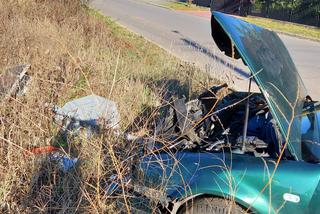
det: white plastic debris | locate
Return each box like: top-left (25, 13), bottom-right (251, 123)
top-left (53, 95), bottom-right (120, 136)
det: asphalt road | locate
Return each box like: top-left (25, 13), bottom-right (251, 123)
top-left (90, 0), bottom-right (320, 99)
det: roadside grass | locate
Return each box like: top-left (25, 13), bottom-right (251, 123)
top-left (241, 16), bottom-right (320, 41)
top-left (164, 2), bottom-right (209, 11)
top-left (164, 2), bottom-right (320, 40)
top-left (0, 0), bottom-right (217, 213)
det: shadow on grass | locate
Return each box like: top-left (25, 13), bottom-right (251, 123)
top-left (126, 78), bottom-right (197, 133)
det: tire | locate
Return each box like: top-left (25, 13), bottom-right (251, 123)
top-left (178, 197), bottom-right (246, 214)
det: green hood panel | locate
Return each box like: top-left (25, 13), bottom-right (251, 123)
top-left (212, 12), bottom-right (307, 160)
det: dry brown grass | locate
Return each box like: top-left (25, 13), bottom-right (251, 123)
top-left (0, 0), bottom-right (215, 213)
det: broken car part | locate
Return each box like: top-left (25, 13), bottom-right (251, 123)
top-left (130, 12), bottom-right (320, 214)
top-left (50, 152), bottom-right (78, 173)
top-left (24, 145), bottom-right (60, 156)
top-left (0, 64), bottom-right (31, 100)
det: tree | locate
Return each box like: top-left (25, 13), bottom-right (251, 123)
top-left (315, 3), bottom-right (320, 26)
top-left (287, 0), bottom-right (302, 21)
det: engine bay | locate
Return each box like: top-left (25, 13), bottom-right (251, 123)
top-left (153, 84), bottom-right (284, 159)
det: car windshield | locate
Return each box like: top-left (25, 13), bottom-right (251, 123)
top-left (213, 12), bottom-right (308, 160)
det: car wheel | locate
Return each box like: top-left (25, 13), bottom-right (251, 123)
top-left (178, 197), bottom-right (246, 214)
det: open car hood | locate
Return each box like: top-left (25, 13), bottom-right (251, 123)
top-left (212, 11), bottom-right (307, 160)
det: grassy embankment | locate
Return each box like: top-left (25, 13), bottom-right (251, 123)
top-left (164, 2), bottom-right (320, 41)
top-left (164, 2), bottom-right (208, 11)
top-left (0, 0), bottom-right (215, 213)
top-left (241, 16), bottom-right (320, 41)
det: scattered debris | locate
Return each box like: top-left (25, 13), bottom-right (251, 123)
top-left (50, 152), bottom-right (78, 173)
top-left (51, 95), bottom-right (120, 138)
top-left (26, 149), bottom-right (78, 173)
top-left (24, 146), bottom-right (77, 172)
top-left (0, 64), bottom-right (31, 100)
top-left (24, 145), bottom-right (60, 156)
top-left (27, 95), bottom-right (121, 173)
top-left (105, 174), bottom-right (131, 196)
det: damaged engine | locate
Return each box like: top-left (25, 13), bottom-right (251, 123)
top-left (153, 84), bottom-right (283, 158)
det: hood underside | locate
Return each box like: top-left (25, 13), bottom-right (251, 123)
top-left (212, 11), bottom-right (307, 160)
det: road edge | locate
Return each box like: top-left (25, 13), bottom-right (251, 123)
top-left (144, 1), bottom-right (320, 43)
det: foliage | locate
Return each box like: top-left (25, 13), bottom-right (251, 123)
top-left (254, 0), bottom-right (320, 25)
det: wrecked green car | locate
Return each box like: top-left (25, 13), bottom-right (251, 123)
top-left (131, 12), bottom-right (320, 213)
